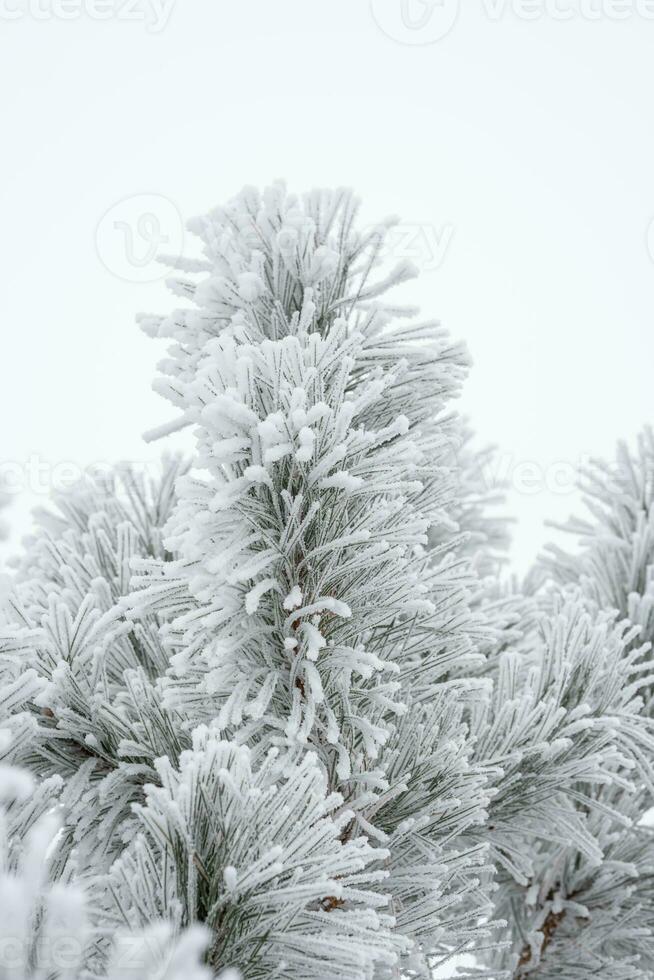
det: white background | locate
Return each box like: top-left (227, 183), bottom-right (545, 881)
top-left (1, 0), bottom-right (654, 577)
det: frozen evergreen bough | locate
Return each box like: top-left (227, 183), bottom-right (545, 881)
top-left (542, 428), bottom-right (654, 670)
top-left (486, 435), bottom-right (654, 977)
top-left (0, 732), bottom-right (215, 980)
top-left (131, 182), bottom-right (500, 972)
top-left (428, 429), bottom-right (532, 682)
top-left (1, 183), bottom-right (654, 978)
top-left (0, 459), bottom-right (191, 877)
top-left (475, 598), bottom-right (651, 876)
top-left (494, 785), bottom-right (654, 978)
top-left (104, 730), bottom-right (399, 979)
top-left (129, 184), bottom-right (654, 975)
top-left (476, 596), bottom-right (654, 976)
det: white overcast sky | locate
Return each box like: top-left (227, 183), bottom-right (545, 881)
top-left (1, 0), bottom-right (654, 575)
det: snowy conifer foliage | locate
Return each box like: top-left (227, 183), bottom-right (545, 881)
top-left (1, 183), bottom-right (654, 979)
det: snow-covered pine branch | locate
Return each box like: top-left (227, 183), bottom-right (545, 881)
top-left (103, 730), bottom-right (400, 979)
top-left (1, 183), bottom-right (654, 979)
top-left (0, 731), bottom-right (216, 980)
top-left (541, 428), bottom-right (654, 676)
top-left (486, 434), bottom-right (654, 976)
top-left (0, 459), bottom-right (190, 877)
top-left (129, 183), bottom-right (498, 970)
